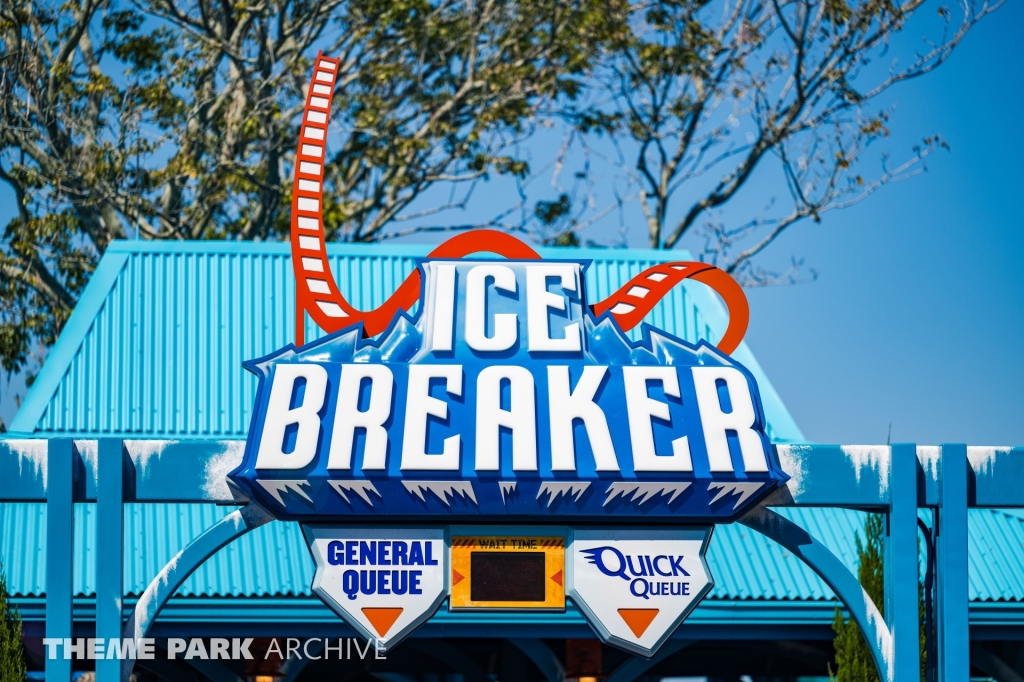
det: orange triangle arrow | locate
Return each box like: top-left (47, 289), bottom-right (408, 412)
top-left (550, 570), bottom-right (563, 586)
top-left (452, 569), bottom-right (465, 586)
top-left (361, 607), bottom-right (404, 637)
top-left (617, 608), bottom-right (659, 638)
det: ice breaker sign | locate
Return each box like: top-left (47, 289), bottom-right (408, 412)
top-left (569, 529), bottom-right (714, 657)
top-left (229, 258), bottom-right (787, 520)
top-left (303, 527), bottom-right (446, 651)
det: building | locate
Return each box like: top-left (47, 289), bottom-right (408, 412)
top-left (2, 240), bottom-right (1022, 681)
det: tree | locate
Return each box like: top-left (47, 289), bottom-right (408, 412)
top-left (830, 513), bottom-right (927, 682)
top-left (0, 561), bottom-right (26, 682)
top-left (0, 0), bottom-right (1002, 404)
top-left (561, 0), bottom-right (1000, 284)
top-left (0, 0), bottom-right (626, 381)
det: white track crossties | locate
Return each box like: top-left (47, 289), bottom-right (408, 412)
top-left (292, 53), bottom-right (350, 326)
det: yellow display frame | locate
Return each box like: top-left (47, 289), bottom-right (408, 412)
top-left (449, 533), bottom-right (566, 611)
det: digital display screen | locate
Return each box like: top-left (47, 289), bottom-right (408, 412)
top-left (470, 552), bottom-right (546, 602)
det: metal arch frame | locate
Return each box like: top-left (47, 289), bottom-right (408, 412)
top-left (119, 502), bottom-right (274, 682)
top-left (740, 442), bottom-right (918, 682)
top-left (4, 438), bottom-right (1018, 682)
top-left (740, 509), bottom-right (894, 680)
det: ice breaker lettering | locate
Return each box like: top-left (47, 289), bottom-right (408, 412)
top-left (254, 363), bottom-right (766, 473)
top-left (251, 261), bottom-right (770, 476)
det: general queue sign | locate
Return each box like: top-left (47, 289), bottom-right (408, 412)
top-left (304, 527), bottom-right (447, 651)
top-left (220, 51), bottom-right (791, 660)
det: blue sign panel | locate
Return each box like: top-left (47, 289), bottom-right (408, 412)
top-left (229, 259), bottom-right (787, 520)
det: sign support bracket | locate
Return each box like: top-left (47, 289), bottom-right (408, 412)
top-left (604, 639), bottom-right (695, 682)
top-left (508, 638), bottom-right (565, 682)
top-left (118, 503), bottom-right (274, 682)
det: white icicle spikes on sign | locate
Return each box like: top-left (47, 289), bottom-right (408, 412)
top-left (707, 482), bottom-right (764, 509)
top-left (499, 481), bottom-right (518, 503)
top-left (603, 482), bottom-right (692, 507)
top-left (536, 481), bottom-right (590, 507)
top-left (330, 480), bottom-right (381, 506)
top-left (402, 481), bottom-right (478, 506)
top-left (257, 479), bottom-right (313, 505)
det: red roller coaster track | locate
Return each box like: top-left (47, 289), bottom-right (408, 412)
top-left (290, 52), bottom-right (749, 355)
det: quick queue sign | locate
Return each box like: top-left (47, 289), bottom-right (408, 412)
top-left (569, 528), bottom-right (714, 657)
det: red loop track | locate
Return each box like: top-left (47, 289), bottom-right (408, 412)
top-left (290, 53), bottom-right (749, 355)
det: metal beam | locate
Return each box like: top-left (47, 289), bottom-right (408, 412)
top-left (120, 503), bottom-right (273, 682)
top-left (741, 507), bottom-right (893, 682)
top-left (10, 595), bottom-right (848, 638)
top-left (280, 638), bottom-right (323, 682)
top-left (4, 440), bottom-right (1024, 507)
top-left (968, 446), bottom-right (1024, 507)
top-left (938, 444), bottom-right (969, 682)
top-left (888, 443), bottom-right (920, 682)
top-left (96, 438), bottom-right (125, 682)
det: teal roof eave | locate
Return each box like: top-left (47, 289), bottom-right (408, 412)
top-left (8, 250), bottom-right (129, 434)
top-left (100, 237), bottom-right (703, 261)
top-left (10, 239), bottom-right (804, 440)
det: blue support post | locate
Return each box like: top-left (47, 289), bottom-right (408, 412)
top-left (937, 443), bottom-right (969, 682)
top-left (888, 443), bottom-right (921, 682)
top-left (97, 439), bottom-right (125, 682)
top-left (46, 439), bottom-right (75, 682)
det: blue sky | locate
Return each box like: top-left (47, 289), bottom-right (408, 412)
top-left (2, 3), bottom-right (1021, 445)
top-left (739, 1), bottom-right (1024, 445)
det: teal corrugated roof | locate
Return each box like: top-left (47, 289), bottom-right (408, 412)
top-left (3, 504), bottom-right (1022, 603)
top-left (10, 241), bottom-right (803, 441)
top-left (0, 503), bottom-right (309, 598)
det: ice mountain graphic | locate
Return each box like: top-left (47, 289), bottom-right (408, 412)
top-left (246, 307), bottom-right (740, 381)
